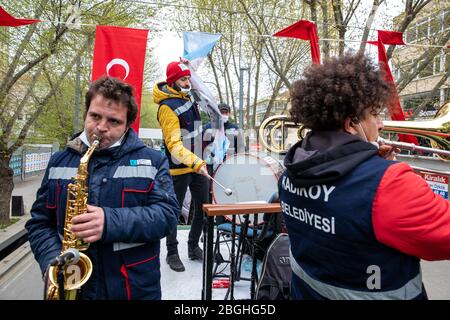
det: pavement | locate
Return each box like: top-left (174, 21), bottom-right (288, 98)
top-left (0, 174), bottom-right (44, 299)
top-left (1, 174), bottom-right (450, 300)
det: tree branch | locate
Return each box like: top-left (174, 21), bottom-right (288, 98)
top-left (386, 0), bottom-right (432, 60)
top-left (8, 36), bottom-right (92, 154)
top-left (396, 28), bottom-right (450, 92)
top-left (359, 0), bottom-right (384, 54)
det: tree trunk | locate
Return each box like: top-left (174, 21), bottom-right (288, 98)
top-left (359, 0), bottom-right (383, 54)
top-left (319, 0), bottom-right (330, 59)
top-left (208, 54), bottom-right (223, 103)
top-left (0, 150), bottom-right (14, 225)
top-left (262, 79), bottom-right (284, 121)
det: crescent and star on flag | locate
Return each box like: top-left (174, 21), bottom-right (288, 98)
top-left (106, 58), bottom-right (130, 80)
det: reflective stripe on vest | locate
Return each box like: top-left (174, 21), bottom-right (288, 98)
top-left (174, 101), bottom-right (193, 116)
top-left (183, 125), bottom-right (203, 140)
top-left (48, 167), bottom-right (77, 180)
top-left (113, 166), bottom-right (157, 179)
top-left (289, 250), bottom-right (422, 300)
top-left (113, 242), bottom-right (145, 252)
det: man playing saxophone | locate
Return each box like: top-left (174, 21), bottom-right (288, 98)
top-left (26, 77), bottom-right (179, 300)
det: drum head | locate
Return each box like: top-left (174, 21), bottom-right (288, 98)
top-left (212, 152), bottom-right (283, 204)
top-left (212, 152), bottom-right (284, 226)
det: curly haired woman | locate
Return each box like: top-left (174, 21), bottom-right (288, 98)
top-left (279, 53), bottom-right (450, 300)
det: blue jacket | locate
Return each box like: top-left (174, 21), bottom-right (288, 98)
top-left (280, 131), bottom-right (426, 300)
top-left (26, 130), bottom-right (179, 300)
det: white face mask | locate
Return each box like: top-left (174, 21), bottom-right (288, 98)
top-left (222, 115), bottom-right (229, 123)
top-left (179, 84), bottom-right (191, 94)
top-left (357, 123), bottom-right (368, 142)
top-left (357, 122), bottom-right (379, 149)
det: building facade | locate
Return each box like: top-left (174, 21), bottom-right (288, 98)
top-left (391, 2), bottom-right (450, 119)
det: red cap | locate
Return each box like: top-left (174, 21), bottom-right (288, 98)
top-left (166, 61), bottom-right (191, 85)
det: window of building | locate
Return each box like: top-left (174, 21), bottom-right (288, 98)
top-left (434, 55), bottom-right (441, 74)
top-left (399, 60), bottom-right (414, 80)
top-left (418, 60), bottom-right (433, 78)
top-left (446, 53), bottom-right (450, 71)
top-left (444, 10), bottom-right (450, 30)
top-left (406, 27), bottom-right (416, 43)
top-left (392, 67), bottom-right (400, 81)
top-left (416, 18), bottom-right (428, 40)
top-left (444, 88), bottom-right (450, 101)
top-left (430, 14), bottom-right (442, 35)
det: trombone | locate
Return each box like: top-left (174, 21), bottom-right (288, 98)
top-left (258, 102), bottom-right (450, 160)
top-left (381, 102), bottom-right (450, 160)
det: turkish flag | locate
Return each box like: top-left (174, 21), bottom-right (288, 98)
top-left (274, 20), bottom-right (320, 64)
top-left (0, 6), bottom-right (41, 26)
top-left (91, 26), bottom-right (149, 133)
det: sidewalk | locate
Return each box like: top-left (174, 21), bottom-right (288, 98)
top-left (0, 175), bottom-right (43, 279)
top-left (12, 174), bottom-right (44, 217)
top-left (1, 174), bottom-right (44, 249)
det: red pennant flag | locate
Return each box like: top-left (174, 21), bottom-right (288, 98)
top-left (372, 30), bottom-right (418, 145)
top-left (92, 26), bottom-right (149, 133)
top-left (0, 6), bottom-right (41, 27)
top-left (274, 20), bottom-right (321, 64)
top-left (378, 30), bottom-right (405, 45)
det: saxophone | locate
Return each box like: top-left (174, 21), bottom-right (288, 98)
top-left (45, 135), bottom-right (101, 300)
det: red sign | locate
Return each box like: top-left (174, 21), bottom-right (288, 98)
top-left (91, 26), bottom-right (149, 133)
top-left (419, 171), bottom-right (449, 200)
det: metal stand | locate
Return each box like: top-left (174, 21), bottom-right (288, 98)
top-left (57, 266), bottom-right (65, 300)
top-left (224, 214), bottom-right (237, 300)
top-left (250, 214), bottom-right (259, 299)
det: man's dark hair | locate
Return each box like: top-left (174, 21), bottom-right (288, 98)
top-left (290, 53), bottom-right (393, 131)
top-left (85, 76), bottom-right (138, 127)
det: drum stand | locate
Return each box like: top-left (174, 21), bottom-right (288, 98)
top-left (227, 214), bottom-right (237, 300)
top-left (240, 214), bottom-right (260, 300)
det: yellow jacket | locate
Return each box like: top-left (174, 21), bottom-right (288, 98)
top-left (153, 82), bottom-right (205, 176)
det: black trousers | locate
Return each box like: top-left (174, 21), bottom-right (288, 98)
top-left (166, 173), bottom-right (210, 256)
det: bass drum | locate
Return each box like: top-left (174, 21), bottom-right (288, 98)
top-left (212, 152), bottom-right (284, 226)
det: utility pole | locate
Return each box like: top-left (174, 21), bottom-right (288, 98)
top-left (74, 56), bottom-right (81, 134)
top-left (239, 67), bottom-right (249, 129)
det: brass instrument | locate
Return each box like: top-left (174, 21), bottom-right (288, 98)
top-left (258, 115), bottom-right (305, 154)
top-left (378, 137), bottom-right (450, 157)
top-left (45, 136), bottom-right (100, 300)
top-left (381, 102), bottom-right (450, 161)
top-left (258, 103), bottom-right (450, 159)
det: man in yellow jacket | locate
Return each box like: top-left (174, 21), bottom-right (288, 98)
top-left (153, 61), bottom-right (209, 272)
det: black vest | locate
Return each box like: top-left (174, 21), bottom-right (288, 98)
top-left (159, 97), bottom-right (203, 170)
top-left (279, 155), bottom-right (426, 300)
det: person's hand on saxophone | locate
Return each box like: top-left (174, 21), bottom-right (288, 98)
top-left (71, 204), bottom-right (105, 243)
